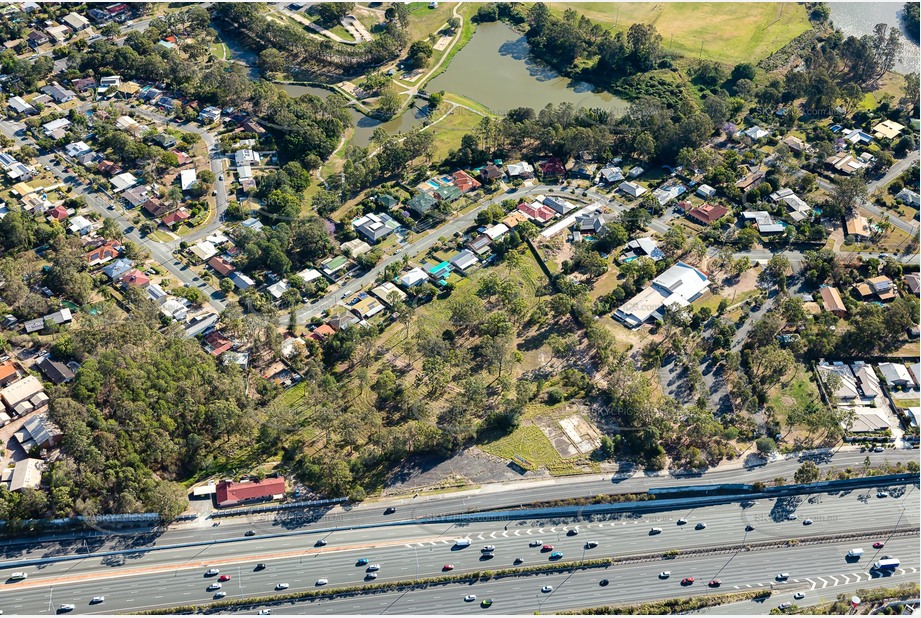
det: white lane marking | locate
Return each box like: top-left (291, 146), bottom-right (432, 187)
top-left (501, 531), bottom-right (509, 537)
top-left (489, 532), bottom-right (498, 539)
top-left (817, 577), bottom-right (829, 589)
top-left (526, 529), bottom-right (533, 535)
top-left (513, 530), bottom-right (521, 536)
top-left (538, 528), bottom-right (544, 534)
top-left (829, 575), bottom-right (840, 586)
top-left (807, 579), bottom-right (817, 591)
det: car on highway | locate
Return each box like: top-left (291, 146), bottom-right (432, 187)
top-left (464, 595), bottom-right (477, 602)
top-left (275, 583), bottom-right (289, 590)
top-left (125, 226), bottom-right (135, 234)
top-left (245, 530), bottom-right (256, 537)
top-left (384, 507), bottom-right (396, 514)
top-left (316, 579), bottom-right (328, 586)
top-left (566, 528), bottom-right (579, 536)
top-left (530, 540), bottom-right (543, 547)
top-left (803, 519), bottom-right (813, 525)
top-left (212, 190), bottom-right (217, 196)
top-left (745, 525), bottom-right (755, 531)
top-left (367, 564), bottom-right (381, 572)
top-left (315, 539), bottom-right (328, 547)
top-left (207, 583), bottom-right (222, 591)
top-left (708, 579), bottom-right (721, 587)
top-left (365, 572), bottom-right (378, 580)
top-left (585, 540), bottom-right (598, 549)
top-left (681, 577), bottom-right (694, 585)
top-left (541, 585), bottom-right (553, 593)
top-left (549, 551), bottom-right (563, 560)
top-left (357, 558), bottom-right (370, 566)
top-left (9, 573), bottom-right (27, 580)
top-left (786, 514), bottom-right (797, 520)
top-left (481, 599), bottom-right (493, 608)
top-left (541, 544), bottom-right (553, 551)
top-left (874, 446), bottom-right (885, 453)
top-left (482, 545), bottom-right (496, 552)
top-left (206, 569), bottom-right (220, 576)
top-left (778, 602), bottom-right (792, 610)
top-left (599, 579), bottom-right (609, 586)
top-left (659, 571), bottom-right (670, 579)
top-left (676, 518), bottom-right (687, 525)
top-left (514, 557), bottom-right (523, 564)
top-left (793, 592), bottom-right (805, 600)
top-left (219, 174), bottom-right (224, 181)
top-left (442, 564), bottom-right (454, 571)
top-left (877, 491), bottom-right (888, 498)
top-left (214, 592), bottom-right (226, 599)
top-left (57, 605), bottom-right (75, 613)
top-left (480, 552), bottom-right (495, 560)
top-left (873, 542), bottom-right (885, 549)
top-left (255, 563), bottom-right (267, 571)
top-left (649, 527), bottom-right (663, 534)
top-left (218, 575), bottom-right (232, 582)
top-left (776, 573), bottom-right (790, 580)
top-left (695, 522), bottom-right (707, 530)
top-left (90, 597), bottom-right (105, 604)
top-left (258, 610), bottom-right (271, 615)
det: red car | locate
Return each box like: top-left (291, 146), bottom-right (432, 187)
top-left (708, 579), bottom-right (721, 587)
top-left (218, 575), bottom-right (231, 582)
top-left (541, 544), bottom-right (553, 552)
top-left (681, 577), bottom-right (695, 586)
top-left (443, 564), bottom-right (454, 571)
top-left (873, 542), bottom-right (885, 549)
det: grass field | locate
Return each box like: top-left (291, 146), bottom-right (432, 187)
top-left (550, 2), bottom-right (812, 65)
top-left (767, 366), bottom-right (820, 419)
top-left (479, 424), bottom-right (560, 469)
top-left (425, 105), bottom-right (484, 160)
top-left (405, 1), bottom-right (459, 41)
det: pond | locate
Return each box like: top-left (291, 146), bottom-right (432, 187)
top-left (426, 21), bottom-right (629, 116)
top-left (827, 2), bottom-right (919, 74)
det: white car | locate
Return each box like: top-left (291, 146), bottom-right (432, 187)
top-left (366, 564), bottom-right (381, 572)
top-left (9, 572), bottom-right (27, 580)
top-left (464, 595), bottom-right (477, 602)
top-left (214, 592), bottom-right (226, 599)
top-left (529, 540), bottom-right (542, 547)
top-left (659, 571), bottom-right (670, 579)
top-left (787, 514), bottom-right (797, 520)
top-left (793, 592), bottom-right (805, 600)
top-left (541, 585), bottom-right (553, 593)
top-left (257, 610), bottom-right (271, 615)
top-left (90, 597), bottom-right (105, 604)
top-left (315, 579), bottom-right (328, 586)
top-left (275, 583), bottom-right (289, 590)
top-left (206, 568), bottom-right (220, 576)
top-left (803, 519), bottom-right (813, 525)
top-left (482, 545), bottom-right (496, 552)
top-left (207, 583), bottom-right (222, 591)
top-left (58, 605), bottom-right (75, 612)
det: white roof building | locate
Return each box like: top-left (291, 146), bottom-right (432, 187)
top-left (190, 241), bottom-right (218, 262)
top-left (341, 238), bottom-right (372, 256)
top-left (64, 141), bottom-right (91, 158)
top-left (483, 223), bottom-right (509, 241)
top-left (68, 215), bottom-right (93, 235)
top-left (614, 261), bottom-right (709, 328)
top-left (618, 181), bottom-right (647, 198)
top-left (110, 172), bottom-right (139, 193)
top-left (42, 117), bottom-right (70, 136)
top-left (295, 268), bottom-right (322, 283)
top-left (371, 281), bottom-right (407, 305)
top-left (506, 161), bottom-right (534, 177)
top-left (179, 168), bottom-right (197, 191)
top-left (267, 279), bottom-right (290, 300)
top-left (696, 184), bottom-right (716, 198)
top-left (234, 149), bottom-right (260, 167)
top-left (399, 268), bottom-right (428, 288)
top-left (449, 249), bottom-right (479, 271)
top-left (878, 362), bottom-right (913, 387)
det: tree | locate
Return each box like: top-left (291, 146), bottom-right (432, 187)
top-left (376, 89), bottom-right (401, 119)
top-left (634, 131), bottom-right (656, 160)
top-left (755, 436), bottom-right (777, 455)
top-left (101, 217), bottom-right (123, 241)
top-left (219, 277), bottom-right (234, 294)
top-left (428, 91), bottom-right (444, 111)
top-left (258, 48), bottom-right (287, 75)
top-left (761, 254), bottom-right (790, 291)
top-left (831, 173), bottom-right (869, 218)
top-left (793, 461), bottom-right (820, 484)
top-left (408, 40), bottom-right (434, 69)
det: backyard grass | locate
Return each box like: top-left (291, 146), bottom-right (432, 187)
top-left (767, 365), bottom-right (821, 418)
top-left (550, 2), bottom-right (811, 65)
top-left (892, 398), bottom-right (921, 409)
top-left (479, 423), bottom-right (561, 470)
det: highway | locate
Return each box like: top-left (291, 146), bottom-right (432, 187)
top-left (0, 488), bottom-right (915, 613)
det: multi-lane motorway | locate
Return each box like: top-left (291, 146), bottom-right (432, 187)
top-left (0, 487), bottom-right (916, 614)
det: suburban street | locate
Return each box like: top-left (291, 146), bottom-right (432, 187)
top-left (0, 489), bottom-right (915, 614)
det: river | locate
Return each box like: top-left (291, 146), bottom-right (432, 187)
top-left (426, 21), bottom-right (629, 116)
top-left (827, 2), bottom-right (919, 74)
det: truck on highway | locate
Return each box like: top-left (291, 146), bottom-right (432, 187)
top-left (453, 538), bottom-right (472, 548)
top-left (847, 548), bottom-right (864, 558)
top-left (873, 558), bottom-right (900, 570)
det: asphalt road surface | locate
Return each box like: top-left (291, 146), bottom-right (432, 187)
top-left (0, 488), bottom-right (915, 614)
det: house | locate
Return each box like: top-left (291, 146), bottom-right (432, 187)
top-left (845, 215), bottom-right (872, 240)
top-left (115, 115), bottom-right (143, 134)
top-left (229, 272), bottom-right (255, 290)
top-left (7, 459), bottom-right (43, 492)
top-left (0, 362), bottom-right (19, 387)
top-left (190, 241), bottom-right (218, 262)
top-left (36, 357), bottom-right (75, 385)
top-left (99, 75), bottom-right (122, 89)
top-left (202, 330), bottom-right (233, 357)
top-left (120, 269), bottom-right (150, 288)
top-left (904, 273), bottom-right (920, 296)
top-left (741, 211), bottom-right (785, 234)
top-left (449, 249), bottom-right (479, 272)
top-left (735, 170), bottom-right (765, 191)
top-left (466, 234), bottom-right (492, 256)
top-left (502, 211), bottom-right (529, 229)
top-left (234, 149), bottom-right (260, 167)
top-left (818, 363), bottom-right (860, 400)
top-left (1, 375), bottom-right (45, 411)
top-left (152, 133), bottom-right (177, 149)
top-left (819, 286), bottom-right (847, 318)
top-left (872, 119), bottom-right (905, 140)
top-left (241, 119), bottom-right (266, 134)
top-left (454, 170), bottom-right (483, 192)
top-left (27, 30), bottom-right (49, 48)
top-left (866, 275), bottom-right (896, 301)
top-left (46, 205), bottom-right (69, 222)
top-left (506, 161), bottom-right (534, 178)
top-left (103, 258), bottom-right (133, 281)
top-left (399, 267), bottom-right (429, 288)
top-left (215, 477), bottom-right (286, 508)
top-left (142, 197), bottom-right (172, 218)
top-left (162, 209), bottom-right (190, 227)
top-left (620, 238), bottom-right (664, 262)
top-left (328, 312), bottom-right (360, 331)
top-left (198, 106), bottom-right (221, 123)
top-left (348, 294), bottom-right (385, 319)
top-left (407, 192), bottom-right (437, 217)
top-left (850, 362), bottom-right (882, 398)
top-left (266, 279), bottom-right (290, 301)
top-left (541, 195), bottom-right (576, 215)
top-left (693, 184), bottom-right (715, 199)
top-left (687, 203), bottom-right (729, 226)
top-left (878, 362), bottom-right (913, 388)
top-left (159, 297), bottom-right (189, 321)
top-left (538, 157), bottom-right (566, 178)
top-left (110, 172), bottom-right (138, 193)
top-left (599, 166), bottom-right (624, 184)
top-left (46, 24), bottom-right (70, 44)
top-left (320, 255), bottom-right (350, 278)
top-left (483, 223), bottom-right (509, 241)
top-left (64, 141), bottom-right (91, 158)
top-left (62, 11), bottom-right (91, 31)
top-left (518, 201), bottom-right (555, 223)
top-left (575, 212), bottom-right (615, 234)
top-left (479, 164), bottom-right (503, 183)
top-left (146, 283), bottom-right (168, 304)
top-left (740, 125), bottom-right (770, 140)
top-left (309, 324), bottom-right (336, 342)
top-left (341, 238), bottom-right (372, 257)
top-left (208, 256), bottom-right (236, 277)
top-left (434, 184), bottom-right (462, 203)
top-left (618, 181), bottom-right (646, 198)
top-left (652, 184), bottom-right (686, 207)
top-left (71, 77), bottom-right (96, 93)
top-left (614, 261), bottom-right (710, 328)
top-left (179, 168), bottom-right (197, 192)
top-left (371, 281), bottom-right (406, 305)
top-left (376, 194), bottom-right (399, 209)
top-left (781, 135), bottom-right (810, 154)
top-left (769, 188), bottom-right (811, 222)
top-left (42, 118), bottom-right (71, 137)
top-left (183, 312), bottom-right (219, 338)
top-left (896, 188), bottom-right (920, 208)
top-left (352, 212), bottom-right (398, 243)
top-left (68, 215), bottom-right (93, 236)
top-left (7, 96), bottom-right (36, 116)
top-left (122, 185), bottom-right (151, 208)
top-left (427, 261), bottom-right (452, 282)
top-left (825, 153), bottom-right (866, 175)
top-left (570, 162), bottom-right (596, 180)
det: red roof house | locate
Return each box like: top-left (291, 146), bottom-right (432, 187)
top-left (208, 256), bottom-right (236, 277)
top-left (538, 157), bottom-right (566, 178)
top-left (162, 209), bottom-right (190, 227)
top-left (202, 330), bottom-right (233, 356)
top-left (143, 197), bottom-right (173, 218)
top-left (120, 269), bottom-right (150, 288)
top-left (86, 240), bottom-right (122, 266)
top-left (215, 477), bottom-right (286, 508)
top-left (452, 170), bottom-right (481, 193)
top-left (46, 205), bottom-right (69, 222)
top-left (687, 203), bottom-right (729, 225)
top-left (309, 324), bottom-right (336, 342)
top-left (517, 201), bottom-right (555, 223)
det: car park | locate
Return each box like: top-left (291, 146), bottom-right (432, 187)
top-left (275, 583), bottom-right (289, 590)
top-left (464, 595), bottom-right (477, 602)
top-left (541, 586), bottom-right (553, 593)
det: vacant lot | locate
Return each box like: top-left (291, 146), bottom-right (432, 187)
top-left (551, 2), bottom-right (812, 65)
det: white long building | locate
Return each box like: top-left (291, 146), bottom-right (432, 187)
top-left (614, 261), bottom-right (710, 327)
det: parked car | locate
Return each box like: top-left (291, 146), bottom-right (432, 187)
top-left (695, 522), bottom-right (707, 530)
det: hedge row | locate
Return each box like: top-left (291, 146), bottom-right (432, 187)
top-left (769, 582), bottom-right (920, 615)
top-left (557, 590), bottom-right (771, 615)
